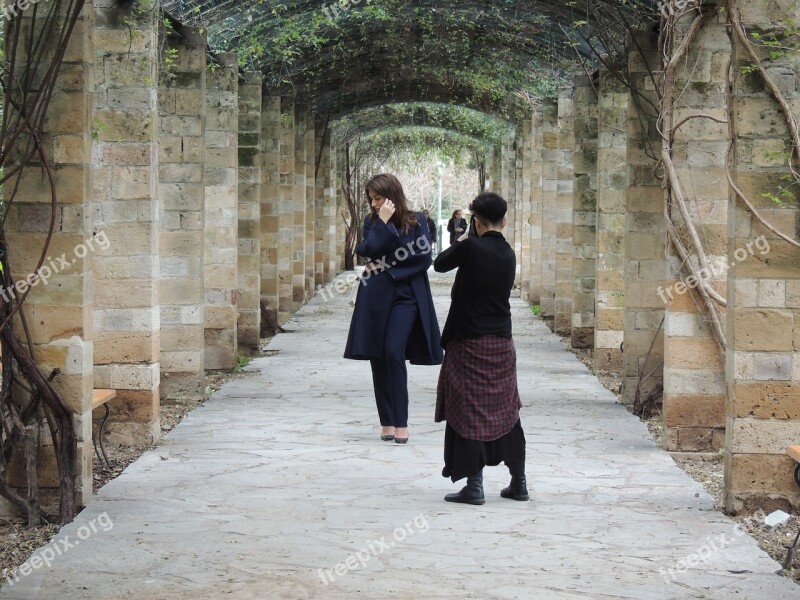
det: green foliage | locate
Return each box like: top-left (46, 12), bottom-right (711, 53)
top-left (234, 355), bottom-right (250, 373)
top-left (203, 0), bottom-right (571, 119)
top-left (531, 304), bottom-right (541, 316)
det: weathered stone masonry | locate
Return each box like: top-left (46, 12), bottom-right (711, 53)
top-left (11, 0), bottom-right (800, 512)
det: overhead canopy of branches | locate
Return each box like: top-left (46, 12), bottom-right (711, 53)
top-left (162, 0), bottom-right (662, 120)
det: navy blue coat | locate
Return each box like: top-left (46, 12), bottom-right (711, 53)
top-left (343, 213), bottom-right (443, 365)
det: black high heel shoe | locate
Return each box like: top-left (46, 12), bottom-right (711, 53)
top-left (381, 434), bottom-right (395, 441)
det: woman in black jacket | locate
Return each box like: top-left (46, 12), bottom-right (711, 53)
top-left (446, 209), bottom-right (467, 245)
top-left (344, 174), bottom-right (443, 444)
top-left (434, 192), bottom-right (527, 505)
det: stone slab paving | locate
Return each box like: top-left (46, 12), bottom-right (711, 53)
top-left (2, 270), bottom-right (799, 599)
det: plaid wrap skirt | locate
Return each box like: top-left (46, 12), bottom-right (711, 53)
top-left (435, 335), bottom-right (521, 442)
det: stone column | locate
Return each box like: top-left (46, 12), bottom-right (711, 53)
top-left (260, 95), bottom-right (280, 325)
top-left (204, 54), bottom-right (238, 370)
top-left (328, 140), bottom-right (341, 276)
top-left (316, 117), bottom-right (332, 285)
top-left (502, 128), bottom-right (517, 263)
top-left (555, 87), bottom-right (575, 336)
top-left (335, 144), bottom-right (348, 274)
top-left (237, 72), bottom-right (262, 354)
top-left (5, 2), bottom-right (95, 504)
top-left (725, 0), bottom-right (800, 511)
top-left (293, 101), bottom-right (308, 307)
top-left (278, 96), bottom-right (295, 319)
top-left (663, 11), bottom-right (728, 451)
top-left (623, 32), bottom-right (665, 407)
top-left (93, 4), bottom-right (160, 445)
top-left (572, 76), bottom-right (598, 349)
top-left (540, 99), bottom-right (559, 323)
top-left (516, 115), bottom-right (533, 301)
top-left (304, 111), bottom-right (317, 298)
top-left (528, 108), bottom-right (544, 305)
top-left (158, 28), bottom-right (206, 401)
top-left (594, 65), bottom-right (629, 374)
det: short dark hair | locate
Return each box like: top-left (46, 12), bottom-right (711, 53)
top-left (469, 192), bottom-right (506, 226)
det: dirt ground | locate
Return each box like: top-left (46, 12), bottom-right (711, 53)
top-left (2, 334), bottom-right (799, 587)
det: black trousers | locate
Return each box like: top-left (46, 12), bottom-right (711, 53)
top-left (442, 420), bottom-right (526, 482)
top-left (369, 282), bottom-right (418, 428)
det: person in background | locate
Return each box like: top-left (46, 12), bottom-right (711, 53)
top-left (433, 191), bottom-right (527, 505)
top-left (344, 174), bottom-right (443, 445)
top-left (422, 209), bottom-right (438, 248)
top-left (446, 209), bottom-right (467, 246)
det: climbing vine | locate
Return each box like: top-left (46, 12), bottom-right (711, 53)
top-left (0, 0), bottom-right (86, 525)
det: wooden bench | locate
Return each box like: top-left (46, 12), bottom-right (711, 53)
top-left (92, 389), bottom-right (116, 468)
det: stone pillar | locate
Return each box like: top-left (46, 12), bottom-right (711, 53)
top-left (92, 4), bottom-right (160, 445)
top-left (623, 32), bottom-right (665, 407)
top-left (316, 118), bottom-right (332, 285)
top-left (260, 95), bottom-right (280, 325)
top-left (555, 87), bottom-right (575, 336)
top-left (725, 0), bottom-right (800, 511)
top-left (158, 28), bottom-right (206, 401)
top-left (5, 2), bottom-right (95, 504)
top-left (304, 111), bottom-right (317, 298)
top-left (237, 72), bottom-right (262, 354)
top-left (663, 12), bottom-right (728, 451)
top-left (594, 65), bottom-right (629, 374)
top-left (204, 54), bottom-right (238, 369)
top-left (528, 108), bottom-right (544, 305)
top-left (293, 101), bottom-right (308, 307)
top-left (502, 128), bottom-right (517, 263)
top-left (516, 115), bottom-right (533, 301)
top-left (278, 96), bottom-right (295, 319)
top-left (335, 144), bottom-right (347, 274)
top-left (572, 76), bottom-right (598, 349)
top-left (540, 99), bottom-right (559, 323)
top-left (328, 140), bottom-right (341, 276)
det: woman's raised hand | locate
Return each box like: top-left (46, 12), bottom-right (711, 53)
top-left (379, 199), bottom-right (395, 223)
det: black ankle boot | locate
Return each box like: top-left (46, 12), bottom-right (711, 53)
top-left (500, 475), bottom-right (529, 501)
top-left (444, 471), bottom-right (485, 505)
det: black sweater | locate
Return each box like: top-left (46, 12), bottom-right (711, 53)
top-left (433, 231), bottom-right (515, 348)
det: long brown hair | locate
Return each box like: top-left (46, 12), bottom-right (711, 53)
top-left (364, 173), bottom-right (419, 234)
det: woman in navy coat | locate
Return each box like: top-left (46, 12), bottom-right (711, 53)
top-left (344, 174), bottom-right (443, 444)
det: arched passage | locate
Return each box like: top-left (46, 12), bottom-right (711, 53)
top-left (2, 0), bottom-right (799, 517)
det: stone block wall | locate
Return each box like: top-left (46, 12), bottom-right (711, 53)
top-left (528, 108), bottom-right (544, 305)
top-left (204, 55), bottom-right (239, 370)
top-left (572, 76), bottom-right (598, 349)
top-left (555, 88), bottom-right (575, 336)
top-left (158, 28), bottom-right (206, 401)
top-left (4, 0), bottom-right (96, 504)
top-left (516, 115), bottom-right (533, 300)
top-left (278, 95), bottom-right (295, 320)
top-left (725, 0), bottom-right (800, 511)
top-left (92, 4), bottom-right (160, 445)
top-left (260, 95), bottom-right (281, 325)
top-left (622, 31), bottom-right (665, 407)
top-left (237, 72), bottom-right (262, 354)
top-left (593, 64), bottom-right (628, 374)
top-left (540, 99), bottom-right (559, 322)
top-left (663, 11), bottom-right (729, 451)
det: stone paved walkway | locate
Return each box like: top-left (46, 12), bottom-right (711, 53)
top-left (2, 270), bottom-right (799, 599)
